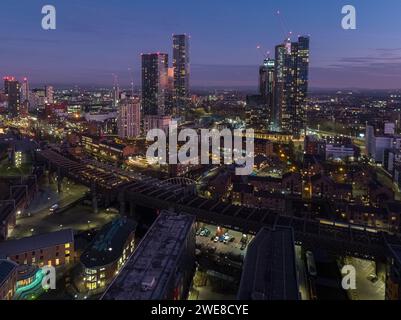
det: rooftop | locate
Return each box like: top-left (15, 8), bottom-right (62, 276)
top-left (0, 259), bottom-right (18, 287)
top-left (102, 211), bottom-right (195, 300)
top-left (237, 226), bottom-right (299, 300)
top-left (0, 229), bottom-right (74, 256)
top-left (80, 218), bottom-right (137, 268)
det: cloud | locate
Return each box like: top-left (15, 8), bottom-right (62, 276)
top-left (0, 37), bottom-right (60, 44)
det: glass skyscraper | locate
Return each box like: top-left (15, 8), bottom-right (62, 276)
top-left (141, 53), bottom-right (169, 116)
top-left (259, 58), bottom-right (275, 127)
top-left (173, 34), bottom-right (190, 112)
top-left (273, 36), bottom-right (309, 137)
top-left (4, 77), bottom-right (21, 117)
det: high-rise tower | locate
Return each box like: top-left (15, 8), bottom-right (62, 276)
top-left (259, 58), bottom-right (275, 126)
top-left (173, 34), bottom-right (190, 112)
top-left (273, 36), bottom-right (309, 137)
top-left (141, 53), bottom-right (169, 116)
top-left (4, 77), bottom-right (21, 117)
top-left (118, 98), bottom-right (141, 139)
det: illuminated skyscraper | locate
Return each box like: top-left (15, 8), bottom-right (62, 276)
top-left (4, 76), bottom-right (13, 96)
top-left (273, 36), bottom-right (309, 137)
top-left (173, 34), bottom-right (190, 111)
top-left (112, 75), bottom-right (120, 107)
top-left (259, 58), bottom-right (275, 126)
top-left (20, 78), bottom-right (30, 116)
top-left (141, 53), bottom-right (168, 116)
top-left (21, 77), bottom-right (30, 103)
top-left (295, 36), bottom-right (310, 135)
top-left (4, 77), bottom-right (21, 117)
top-left (166, 67), bottom-right (175, 115)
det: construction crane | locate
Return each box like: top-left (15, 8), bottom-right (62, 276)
top-left (255, 9), bottom-right (293, 63)
top-left (276, 9), bottom-right (293, 40)
top-left (256, 45), bottom-right (271, 60)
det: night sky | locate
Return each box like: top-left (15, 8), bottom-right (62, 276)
top-left (1, 0), bottom-right (401, 89)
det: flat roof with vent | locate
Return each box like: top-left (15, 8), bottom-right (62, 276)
top-left (102, 211), bottom-right (195, 300)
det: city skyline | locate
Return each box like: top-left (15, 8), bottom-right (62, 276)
top-left (1, 0), bottom-right (401, 89)
top-left (1, 1), bottom-right (401, 304)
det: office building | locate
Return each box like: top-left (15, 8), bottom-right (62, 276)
top-left (173, 34), bottom-right (190, 111)
top-left (30, 88), bottom-right (46, 110)
top-left (385, 122), bottom-right (396, 135)
top-left (325, 144), bottom-right (358, 161)
top-left (273, 36), bottom-right (309, 137)
top-left (366, 125), bottom-right (401, 163)
top-left (117, 98), bottom-right (141, 139)
top-left (237, 227), bottom-right (299, 300)
top-left (0, 259), bottom-right (18, 300)
top-left (80, 218), bottom-right (136, 293)
top-left (385, 149), bottom-right (401, 174)
top-left (0, 229), bottom-right (75, 267)
top-left (102, 211), bottom-right (196, 300)
top-left (141, 53), bottom-right (168, 117)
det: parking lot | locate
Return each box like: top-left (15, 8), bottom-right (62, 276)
top-left (343, 257), bottom-right (385, 300)
top-left (195, 223), bottom-right (254, 258)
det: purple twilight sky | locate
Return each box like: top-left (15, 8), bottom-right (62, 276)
top-left (1, 0), bottom-right (401, 89)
